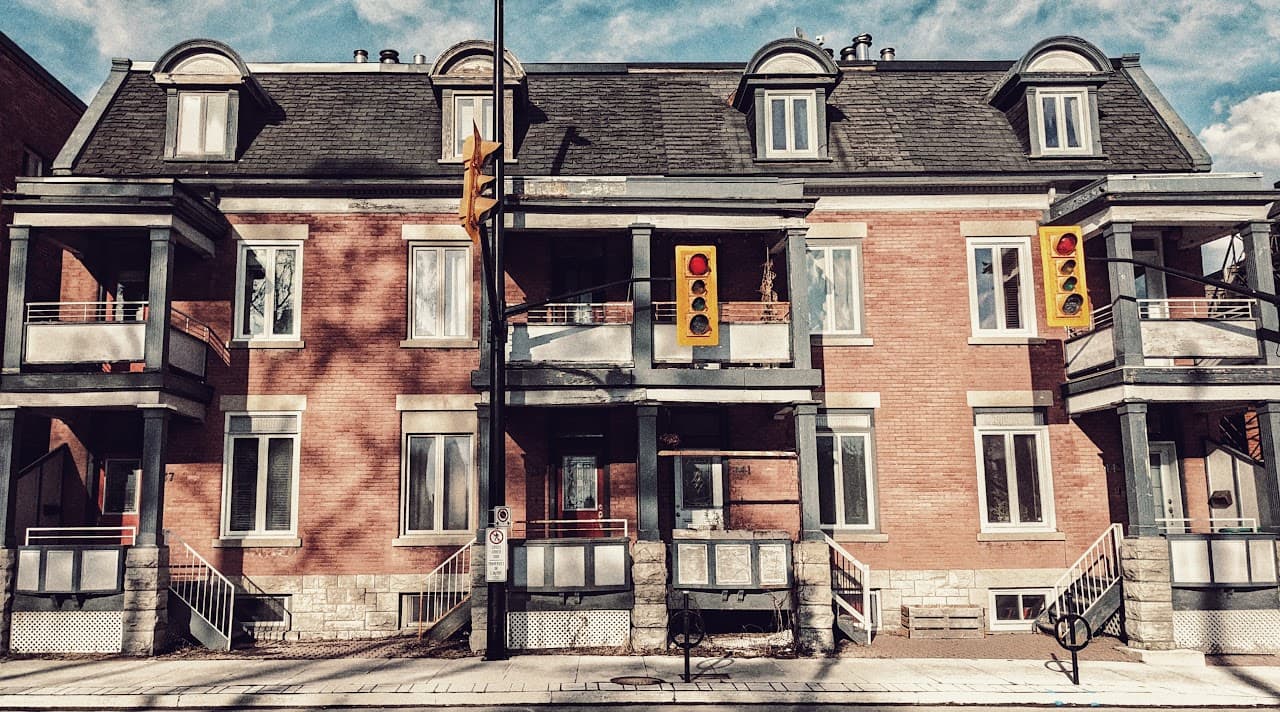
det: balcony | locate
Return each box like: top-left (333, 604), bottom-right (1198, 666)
top-left (507, 303), bottom-right (634, 364)
top-left (654, 301), bottom-right (792, 365)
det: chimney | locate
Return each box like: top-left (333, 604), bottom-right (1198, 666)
top-left (353, 49), bottom-right (368, 63)
top-left (379, 49), bottom-right (400, 64)
top-left (853, 34), bottom-right (873, 61)
top-left (413, 53), bottom-right (427, 65)
top-left (880, 47), bottom-right (895, 61)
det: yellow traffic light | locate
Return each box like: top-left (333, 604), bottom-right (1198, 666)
top-left (675, 245), bottom-right (719, 346)
top-left (458, 122), bottom-right (502, 242)
top-left (1039, 225), bottom-right (1090, 328)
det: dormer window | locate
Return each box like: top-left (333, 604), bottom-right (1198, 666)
top-left (431, 41), bottom-right (525, 162)
top-left (1037, 89), bottom-right (1091, 155)
top-left (176, 91), bottom-right (233, 157)
top-left (765, 90), bottom-right (819, 159)
top-left (452, 93), bottom-right (495, 159)
top-left (735, 38), bottom-right (839, 162)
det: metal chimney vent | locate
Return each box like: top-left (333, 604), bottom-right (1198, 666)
top-left (880, 47), bottom-right (896, 61)
top-left (379, 49), bottom-right (400, 64)
top-left (853, 34), bottom-right (873, 61)
top-left (353, 49), bottom-right (368, 63)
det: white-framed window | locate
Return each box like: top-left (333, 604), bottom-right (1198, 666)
top-left (235, 242), bottom-right (302, 340)
top-left (222, 412), bottom-right (300, 537)
top-left (175, 91), bottom-right (232, 158)
top-left (1037, 89), bottom-right (1091, 155)
top-left (102, 458), bottom-right (140, 515)
top-left (989, 588), bottom-right (1051, 631)
top-left (403, 434), bottom-right (471, 533)
top-left (818, 431), bottom-right (876, 529)
top-left (807, 241), bottom-right (863, 334)
top-left (20, 146), bottom-right (45, 177)
top-left (409, 244), bottom-right (471, 340)
top-left (452, 93), bottom-right (494, 159)
top-left (975, 425), bottom-right (1054, 531)
top-left (764, 90), bottom-right (819, 159)
top-left (967, 237), bottom-right (1035, 337)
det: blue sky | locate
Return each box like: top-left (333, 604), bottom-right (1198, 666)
top-left (3, 0), bottom-right (1279, 185)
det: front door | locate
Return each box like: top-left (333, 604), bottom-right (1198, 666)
top-left (675, 456), bottom-right (724, 529)
top-left (99, 458), bottom-right (141, 543)
top-left (1149, 441), bottom-right (1185, 532)
top-left (557, 454), bottom-right (603, 536)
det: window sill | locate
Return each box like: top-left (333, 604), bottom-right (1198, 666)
top-left (1030, 152), bottom-right (1109, 160)
top-left (400, 338), bottom-right (479, 349)
top-left (213, 536), bottom-right (302, 548)
top-left (165, 155), bottom-right (236, 162)
top-left (811, 335), bottom-right (874, 347)
top-left (393, 533), bottom-right (476, 547)
top-left (229, 339), bottom-right (306, 349)
top-left (829, 532), bottom-right (889, 543)
top-left (967, 336), bottom-right (1045, 346)
top-left (754, 156), bottom-right (833, 163)
top-left (977, 531), bottom-right (1065, 542)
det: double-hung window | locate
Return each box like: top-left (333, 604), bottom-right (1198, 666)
top-left (403, 434), bottom-right (472, 533)
top-left (409, 244), bottom-right (471, 340)
top-left (975, 424), bottom-right (1054, 531)
top-left (807, 241), bottom-right (863, 334)
top-left (967, 237), bottom-right (1034, 337)
top-left (223, 413), bottom-right (299, 536)
top-left (1037, 89), bottom-right (1091, 155)
top-left (452, 94), bottom-right (494, 159)
top-left (102, 459), bottom-right (140, 515)
top-left (817, 413), bottom-right (876, 530)
top-left (764, 90), bottom-right (818, 159)
top-left (175, 91), bottom-right (232, 158)
top-left (236, 242), bottom-right (302, 341)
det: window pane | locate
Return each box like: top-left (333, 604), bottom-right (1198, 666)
top-left (229, 438), bottom-right (258, 532)
top-left (442, 436), bottom-right (470, 530)
top-left (204, 93), bottom-right (228, 154)
top-left (974, 247), bottom-right (997, 330)
top-left (407, 436), bottom-right (437, 531)
top-left (1063, 95), bottom-right (1082, 148)
top-left (807, 249), bottom-right (829, 333)
top-left (272, 248), bottom-right (296, 336)
top-left (999, 247), bottom-right (1022, 330)
top-left (103, 461), bottom-right (139, 514)
top-left (817, 435), bottom-right (837, 525)
top-left (1042, 96), bottom-right (1060, 148)
top-left (563, 456), bottom-right (597, 511)
top-left (982, 434), bottom-right (1010, 523)
top-left (242, 248), bottom-right (267, 337)
top-left (481, 97), bottom-right (495, 140)
top-left (177, 94), bottom-right (204, 154)
top-left (1013, 434), bottom-right (1043, 523)
top-left (840, 436), bottom-right (870, 526)
top-left (265, 438), bottom-right (293, 531)
top-left (413, 248), bottom-right (440, 338)
top-left (831, 248), bottom-right (855, 331)
top-left (456, 97), bottom-right (475, 155)
top-left (1022, 593), bottom-right (1047, 619)
top-left (994, 593), bottom-right (1020, 621)
top-left (770, 98), bottom-right (787, 151)
top-left (680, 458), bottom-right (713, 509)
top-left (444, 248), bottom-right (468, 338)
top-left (792, 97), bottom-right (810, 151)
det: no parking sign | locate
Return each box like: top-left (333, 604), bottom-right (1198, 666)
top-left (485, 527), bottom-right (508, 583)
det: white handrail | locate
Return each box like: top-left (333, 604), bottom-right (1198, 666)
top-left (823, 533), bottom-right (872, 636)
top-left (165, 529), bottom-right (236, 651)
top-left (417, 539), bottom-right (475, 639)
top-left (24, 526), bottom-right (136, 546)
top-left (518, 302), bottom-right (634, 326)
top-left (1048, 523), bottom-right (1123, 620)
top-left (1138, 297), bottom-right (1257, 320)
top-left (25, 300), bottom-right (148, 324)
top-left (515, 518), bottom-right (629, 539)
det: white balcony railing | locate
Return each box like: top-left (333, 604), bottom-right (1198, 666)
top-left (1138, 298), bottom-right (1258, 320)
top-left (26, 300), bottom-right (148, 323)
top-left (507, 302), bottom-right (633, 364)
top-left (518, 302), bottom-right (634, 326)
top-left (653, 301), bottom-right (792, 364)
top-left (513, 518), bottom-right (630, 539)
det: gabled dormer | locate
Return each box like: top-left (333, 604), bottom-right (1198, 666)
top-left (152, 39), bottom-right (278, 162)
top-left (734, 38), bottom-right (839, 162)
top-left (989, 36), bottom-right (1112, 159)
top-left (430, 41), bottom-right (524, 162)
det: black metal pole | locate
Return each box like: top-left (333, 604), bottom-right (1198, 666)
top-left (1088, 256), bottom-right (1280, 307)
top-left (1071, 646), bottom-right (1079, 686)
top-left (683, 593), bottom-right (691, 683)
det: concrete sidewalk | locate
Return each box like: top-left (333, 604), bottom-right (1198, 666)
top-left (0, 653), bottom-right (1279, 708)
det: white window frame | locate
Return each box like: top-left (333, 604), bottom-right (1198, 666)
top-left (174, 90), bottom-right (232, 158)
top-left (401, 433), bottom-right (474, 535)
top-left (974, 425), bottom-right (1055, 532)
top-left (966, 236), bottom-right (1036, 338)
top-left (101, 458), bottom-right (140, 515)
top-left (1036, 88), bottom-right (1092, 156)
top-left (988, 588), bottom-right (1052, 631)
top-left (763, 90), bottom-right (819, 159)
top-left (451, 93), bottom-right (495, 160)
top-left (806, 240), bottom-right (864, 335)
top-left (234, 241), bottom-right (303, 341)
top-left (220, 411), bottom-right (301, 538)
top-left (817, 430), bottom-right (876, 530)
top-left (408, 243), bottom-right (472, 341)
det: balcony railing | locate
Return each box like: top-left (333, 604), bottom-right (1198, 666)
top-left (653, 301), bottom-right (792, 364)
top-left (507, 302), bottom-right (634, 363)
top-left (514, 302), bottom-right (634, 326)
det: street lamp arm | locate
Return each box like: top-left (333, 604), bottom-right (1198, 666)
top-left (1086, 256), bottom-right (1280, 307)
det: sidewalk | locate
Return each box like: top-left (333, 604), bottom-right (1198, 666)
top-left (2, 650), bottom-right (1280, 708)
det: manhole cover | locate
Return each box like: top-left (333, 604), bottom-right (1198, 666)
top-left (610, 676), bottom-right (665, 686)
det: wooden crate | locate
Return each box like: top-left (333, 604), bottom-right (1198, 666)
top-left (902, 605), bottom-right (984, 639)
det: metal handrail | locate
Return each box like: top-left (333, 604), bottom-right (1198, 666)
top-left (515, 302), bottom-right (634, 326)
top-left (515, 518), bottom-right (630, 539)
top-left (1138, 297), bottom-right (1258, 320)
top-left (25, 526), bottom-right (136, 546)
top-left (25, 300), bottom-right (148, 324)
top-left (417, 539), bottom-right (475, 639)
top-left (653, 301), bottom-right (792, 324)
top-left (1157, 517), bottom-right (1259, 534)
top-left (823, 533), bottom-right (872, 636)
top-left (1047, 523), bottom-right (1123, 621)
top-left (165, 529), bottom-right (236, 651)
top-left (170, 306), bottom-right (231, 365)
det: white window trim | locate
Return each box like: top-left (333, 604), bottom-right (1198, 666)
top-left (407, 242), bottom-right (473, 342)
top-left (101, 458), bottom-right (141, 515)
top-left (818, 430), bottom-right (877, 531)
top-left (966, 236), bottom-right (1037, 338)
top-left (763, 89), bottom-right (820, 159)
top-left (450, 92), bottom-right (495, 160)
top-left (174, 90), bottom-right (232, 158)
top-left (1036, 88), bottom-right (1093, 156)
top-left (806, 240), bottom-right (864, 335)
top-left (220, 411), bottom-right (301, 538)
top-left (973, 425), bottom-right (1056, 533)
top-left (234, 241), bottom-right (303, 341)
top-left (988, 587), bottom-right (1053, 631)
top-left (400, 433), bottom-right (475, 535)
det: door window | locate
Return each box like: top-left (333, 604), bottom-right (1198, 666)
top-left (562, 455), bottom-right (598, 512)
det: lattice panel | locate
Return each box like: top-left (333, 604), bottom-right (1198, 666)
top-left (10, 611), bottom-right (123, 653)
top-left (1174, 609), bottom-right (1280, 653)
top-left (507, 610), bottom-right (630, 649)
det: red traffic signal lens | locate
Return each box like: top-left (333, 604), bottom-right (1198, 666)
top-left (689, 314), bottom-right (711, 335)
top-left (687, 253), bottom-right (711, 276)
top-left (1062, 294), bottom-right (1085, 315)
top-left (1055, 233), bottom-right (1079, 256)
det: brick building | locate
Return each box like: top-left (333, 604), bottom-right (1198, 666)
top-left (2, 34), bottom-right (1279, 655)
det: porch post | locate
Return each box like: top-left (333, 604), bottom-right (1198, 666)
top-left (630, 224), bottom-right (653, 374)
top-left (3, 227), bottom-right (31, 373)
top-left (0, 408), bottom-right (18, 653)
top-left (784, 226), bottom-right (812, 370)
top-left (1252, 402), bottom-right (1280, 532)
top-left (1104, 222), bottom-right (1143, 367)
top-left (1117, 400), bottom-right (1158, 536)
top-left (136, 406), bottom-right (171, 547)
top-left (795, 402), bottom-right (822, 541)
top-left (1241, 221), bottom-right (1280, 365)
top-left (637, 403), bottom-right (659, 540)
top-left (144, 227), bottom-right (174, 372)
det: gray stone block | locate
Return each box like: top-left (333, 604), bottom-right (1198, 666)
top-left (630, 627), bottom-right (668, 652)
top-left (632, 562), bottom-right (667, 585)
top-left (793, 541), bottom-right (829, 565)
top-left (796, 627), bottom-right (835, 655)
top-left (631, 603), bottom-right (668, 628)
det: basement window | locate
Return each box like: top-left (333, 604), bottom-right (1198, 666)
top-left (989, 588), bottom-right (1050, 631)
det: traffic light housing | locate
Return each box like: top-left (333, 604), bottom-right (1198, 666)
top-left (458, 122), bottom-right (502, 242)
top-left (1039, 225), bottom-right (1091, 328)
top-left (675, 245), bottom-right (719, 346)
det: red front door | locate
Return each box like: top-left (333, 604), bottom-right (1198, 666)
top-left (98, 458), bottom-right (140, 544)
top-left (557, 453), bottom-right (603, 537)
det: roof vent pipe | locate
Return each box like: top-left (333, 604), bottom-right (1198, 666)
top-left (839, 44), bottom-right (856, 61)
top-left (353, 49), bottom-right (368, 63)
top-left (880, 47), bottom-right (895, 61)
top-left (379, 49), bottom-right (400, 64)
top-left (413, 53), bottom-right (427, 65)
top-left (853, 34), bottom-right (873, 61)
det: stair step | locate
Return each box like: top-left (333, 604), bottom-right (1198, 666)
top-left (835, 614), bottom-right (872, 645)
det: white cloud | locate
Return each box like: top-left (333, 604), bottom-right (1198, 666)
top-left (1198, 91), bottom-right (1280, 182)
top-left (14, 0), bottom-right (232, 59)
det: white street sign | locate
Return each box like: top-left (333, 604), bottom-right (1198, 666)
top-left (493, 506), bottom-right (512, 527)
top-left (485, 527), bottom-right (508, 583)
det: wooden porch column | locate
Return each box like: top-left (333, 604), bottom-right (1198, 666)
top-left (784, 226), bottom-right (812, 370)
top-left (1241, 221), bottom-right (1280, 365)
top-left (136, 407), bottom-right (171, 547)
top-left (3, 227), bottom-right (30, 374)
top-left (795, 402), bottom-right (822, 541)
top-left (630, 224), bottom-right (654, 375)
top-left (1253, 402), bottom-right (1280, 533)
top-left (1118, 400), bottom-right (1158, 536)
top-left (144, 228), bottom-right (175, 372)
top-left (1104, 222), bottom-right (1143, 368)
top-left (637, 403), bottom-right (659, 540)
top-left (0, 408), bottom-right (21, 547)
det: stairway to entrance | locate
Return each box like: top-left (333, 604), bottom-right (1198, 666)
top-left (1035, 523), bottom-right (1124, 638)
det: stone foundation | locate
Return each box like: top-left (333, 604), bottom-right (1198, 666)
top-left (630, 540), bottom-right (668, 651)
top-left (469, 545), bottom-right (488, 652)
top-left (793, 540), bottom-right (834, 654)
top-left (1121, 536), bottom-right (1175, 650)
top-left (868, 567), bottom-right (1065, 631)
top-left (238, 573), bottom-right (432, 641)
top-left (122, 546), bottom-right (169, 655)
top-left (0, 549), bottom-right (14, 652)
